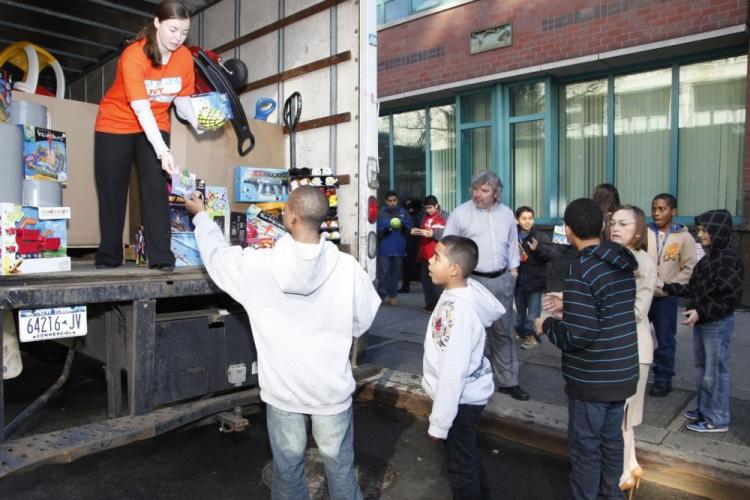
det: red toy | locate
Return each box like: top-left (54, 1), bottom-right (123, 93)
top-left (16, 228), bottom-right (61, 256)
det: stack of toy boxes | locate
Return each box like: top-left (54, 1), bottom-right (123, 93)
top-left (0, 86), bottom-right (71, 275)
top-left (233, 166), bottom-right (289, 248)
top-left (166, 171), bottom-right (231, 267)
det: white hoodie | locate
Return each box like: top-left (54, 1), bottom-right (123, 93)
top-left (192, 212), bottom-right (381, 415)
top-left (421, 279), bottom-right (505, 439)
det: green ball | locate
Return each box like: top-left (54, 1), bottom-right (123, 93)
top-left (390, 217), bottom-right (402, 229)
top-left (197, 108), bottom-right (227, 130)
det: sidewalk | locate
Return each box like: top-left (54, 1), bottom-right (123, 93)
top-left (356, 285), bottom-right (750, 498)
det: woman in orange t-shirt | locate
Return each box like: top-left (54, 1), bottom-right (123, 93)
top-left (94, 1), bottom-right (200, 271)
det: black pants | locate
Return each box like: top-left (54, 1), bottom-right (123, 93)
top-left (420, 261), bottom-right (443, 310)
top-left (445, 404), bottom-right (490, 500)
top-left (94, 131), bottom-right (174, 267)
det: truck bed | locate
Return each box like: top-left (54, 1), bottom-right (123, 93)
top-left (0, 262), bottom-right (221, 309)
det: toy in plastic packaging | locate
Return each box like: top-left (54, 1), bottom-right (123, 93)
top-left (190, 91), bottom-right (233, 131)
top-left (23, 126), bottom-right (67, 184)
top-left (134, 225), bottom-right (147, 267)
top-left (552, 224), bottom-right (569, 246)
top-left (206, 186), bottom-right (230, 241)
top-left (234, 167), bottom-right (289, 202)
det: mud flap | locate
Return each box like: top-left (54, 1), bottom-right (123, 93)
top-left (3, 311), bottom-right (22, 380)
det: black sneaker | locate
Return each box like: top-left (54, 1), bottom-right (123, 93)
top-left (498, 385), bottom-right (530, 401)
top-left (649, 384), bottom-right (672, 397)
top-left (150, 265), bottom-right (175, 273)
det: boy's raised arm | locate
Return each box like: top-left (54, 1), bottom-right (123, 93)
top-left (192, 211), bottom-right (252, 303)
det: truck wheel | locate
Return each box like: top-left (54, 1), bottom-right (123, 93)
top-left (224, 59), bottom-right (248, 90)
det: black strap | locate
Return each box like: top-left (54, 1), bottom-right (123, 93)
top-left (472, 268), bottom-right (507, 279)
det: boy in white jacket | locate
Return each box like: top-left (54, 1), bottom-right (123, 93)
top-left (185, 187), bottom-right (380, 500)
top-left (422, 235), bottom-right (505, 500)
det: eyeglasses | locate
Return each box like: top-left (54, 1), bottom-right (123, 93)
top-left (608, 220), bottom-right (635, 228)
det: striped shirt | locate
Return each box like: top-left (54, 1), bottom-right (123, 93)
top-left (542, 242), bottom-right (639, 402)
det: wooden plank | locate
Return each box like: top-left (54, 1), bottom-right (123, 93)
top-left (239, 52), bottom-right (351, 94)
top-left (212, 0), bottom-right (350, 55)
top-left (283, 112), bottom-right (351, 134)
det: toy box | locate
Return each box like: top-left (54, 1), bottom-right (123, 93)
top-left (0, 71), bottom-right (10, 124)
top-left (23, 126), bottom-right (67, 184)
top-left (171, 232), bottom-right (203, 267)
top-left (206, 186), bottom-right (230, 242)
top-left (190, 92), bottom-right (233, 129)
top-left (234, 167), bottom-right (289, 203)
top-left (0, 203), bottom-right (71, 275)
top-left (168, 176), bottom-right (206, 233)
top-left (246, 204), bottom-right (286, 248)
top-left (229, 212), bottom-right (247, 246)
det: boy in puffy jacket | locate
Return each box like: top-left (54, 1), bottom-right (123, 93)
top-left (377, 191), bottom-right (413, 305)
top-left (412, 195), bottom-right (448, 313)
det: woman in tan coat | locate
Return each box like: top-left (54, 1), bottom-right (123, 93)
top-left (608, 205), bottom-right (657, 498)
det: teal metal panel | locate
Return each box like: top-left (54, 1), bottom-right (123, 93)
top-left (670, 63), bottom-right (680, 196)
top-left (607, 74), bottom-right (615, 183)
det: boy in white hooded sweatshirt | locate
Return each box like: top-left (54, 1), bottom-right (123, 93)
top-left (185, 186), bottom-right (380, 500)
top-left (422, 235), bottom-right (505, 500)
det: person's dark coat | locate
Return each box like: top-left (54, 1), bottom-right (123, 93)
top-left (517, 227), bottom-right (556, 293)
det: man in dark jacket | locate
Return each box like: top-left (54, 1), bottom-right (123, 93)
top-left (514, 206), bottom-right (556, 350)
top-left (376, 191), bottom-right (413, 305)
top-left (536, 198), bottom-right (638, 500)
top-left (663, 209), bottom-right (743, 433)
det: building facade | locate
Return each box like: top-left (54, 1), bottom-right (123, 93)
top-left (376, 0), bottom-right (749, 229)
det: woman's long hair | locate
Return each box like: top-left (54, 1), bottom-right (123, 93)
top-left (133, 1), bottom-right (190, 68)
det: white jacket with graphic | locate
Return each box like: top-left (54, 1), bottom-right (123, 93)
top-left (192, 212), bottom-right (381, 415)
top-left (421, 279), bottom-right (504, 438)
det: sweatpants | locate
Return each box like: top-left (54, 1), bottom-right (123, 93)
top-left (94, 131), bottom-right (174, 268)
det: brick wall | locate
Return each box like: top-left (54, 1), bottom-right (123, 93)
top-left (378, 0), bottom-right (748, 98)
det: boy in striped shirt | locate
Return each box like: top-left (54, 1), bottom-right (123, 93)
top-left (535, 198), bottom-right (638, 500)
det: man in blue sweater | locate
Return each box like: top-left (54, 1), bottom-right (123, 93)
top-left (376, 191), bottom-right (413, 305)
top-left (536, 198), bottom-right (638, 500)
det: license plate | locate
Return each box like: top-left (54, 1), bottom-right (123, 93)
top-left (19, 306), bottom-right (87, 342)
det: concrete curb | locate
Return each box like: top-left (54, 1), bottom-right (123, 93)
top-left (355, 368), bottom-right (750, 500)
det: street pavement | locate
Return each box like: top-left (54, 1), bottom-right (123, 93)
top-left (0, 401), bottom-right (698, 500)
top-left (360, 284), bottom-right (750, 497)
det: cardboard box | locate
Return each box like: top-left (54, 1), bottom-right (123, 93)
top-left (234, 167), bottom-right (289, 203)
top-left (0, 203), bottom-right (71, 275)
top-left (206, 186), bottom-right (230, 241)
top-left (171, 232), bottom-right (202, 267)
top-left (23, 126), bottom-right (67, 184)
top-left (0, 71), bottom-right (10, 124)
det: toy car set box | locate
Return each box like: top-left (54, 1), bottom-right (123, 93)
top-left (0, 203), bottom-right (71, 275)
top-left (245, 204), bottom-right (286, 249)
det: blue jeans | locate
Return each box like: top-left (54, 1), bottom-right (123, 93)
top-left (693, 315), bottom-right (734, 428)
top-left (649, 296), bottom-right (679, 386)
top-left (266, 404), bottom-right (362, 500)
top-left (567, 398), bottom-right (625, 500)
top-left (377, 255), bottom-right (403, 298)
top-left (514, 289), bottom-right (542, 338)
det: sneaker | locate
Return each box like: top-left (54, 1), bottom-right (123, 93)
top-left (388, 297), bottom-right (398, 306)
top-left (421, 308), bottom-right (433, 314)
top-left (497, 385), bottom-right (530, 401)
top-left (512, 331), bottom-right (524, 342)
top-left (649, 384), bottom-right (672, 397)
top-left (686, 421), bottom-right (728, 433)
top-left (683, 409), bottom-right (702, 421)
top-left (521, 336), bottom-right (541, 350)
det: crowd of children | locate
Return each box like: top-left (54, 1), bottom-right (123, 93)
top-left (374, 184), bottom-right (742, 500)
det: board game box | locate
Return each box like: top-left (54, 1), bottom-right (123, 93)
top-left (0, 203), bottom-right (71, 275)
top-left (23, 126), bottom-right (67, 184)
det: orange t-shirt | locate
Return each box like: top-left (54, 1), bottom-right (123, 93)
top-left (96, 39), bottom-right (195, 134)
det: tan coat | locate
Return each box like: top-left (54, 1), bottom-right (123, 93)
top-left (647, 224), bottom-right (696, 297)
top-left (632, 249), bottom-right (657, 364)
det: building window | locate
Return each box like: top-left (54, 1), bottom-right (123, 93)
top-left (559, 79), bottom-right (608, 207)
top-left (510, 82), bottom-right (545, 117)
top-left (378, 104), bottom-right (457, 208)
top-left (377, 0), bottom-right (473, 26)
top-left (458, 91), bottom-right (494, 204)
top-left (393, 110), bottom-right (427, 201)
top-left (558, 54), bottom-right (747, 217)
top-left (614, 68), bottom-right (673, 213)
top-left (429, 105), bottom-right (457, 211)
top-left (678, 56), bottom-right (746, 216)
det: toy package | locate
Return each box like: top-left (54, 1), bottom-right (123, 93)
top-left (246, 204), bottom-right (286, 248)
top-left (171, 169), bottom-right (203, 198)
top-left (234, 167), bottom-right (289, 203)
top-left (0, 71), bottom-right (10, 124)
top-left (230, 212), bottom-right (247, 246)
top-left (23, 126), bottom-right (68, 184)
top-left (134, 225), bottom-right (147, 267)
top-left (206, 186), bottom-right (230, 242)
top-left (190, 92), bottom-right (233, 130)
top-left (552, 224), bottom-right (569, 245)
top-left (169, 176), bottom-right (206, 233)
top-left (0, 203), bottom-right (71, 275)
top-left (171, 232), bottom-right (203, 267)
